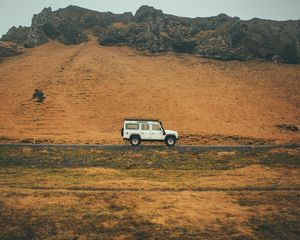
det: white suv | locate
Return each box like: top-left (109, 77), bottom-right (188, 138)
top-left (121, 118), bottom-right (179, 146)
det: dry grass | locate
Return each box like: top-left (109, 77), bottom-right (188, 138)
top-left (0, 36), bottom-right (299, 144)
top-left (0, 146), bottom-right (299, 239)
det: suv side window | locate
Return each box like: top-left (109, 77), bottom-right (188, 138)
top-left (141, 124), bottom-right (149, 130)
top-left (126, 123), bottom-right (139, 130)
top-left (152, 124), bottom-right (161, 131)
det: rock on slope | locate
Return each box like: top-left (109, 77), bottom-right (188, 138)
top-left (1, 5), bottom-right (300, 63)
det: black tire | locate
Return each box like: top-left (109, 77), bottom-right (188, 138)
top-left (130, 135), bottom-right (141, 146)
top-left (165, 136), bottom-right (176, 146)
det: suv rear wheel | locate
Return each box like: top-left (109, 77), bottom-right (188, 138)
top-left (130, 135), bottom-right (141, 146)
top-left (165, 136), bottom-right (176, 146)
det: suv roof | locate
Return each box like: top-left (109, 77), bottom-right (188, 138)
top-left (124, 118), bottom-right (160, 122)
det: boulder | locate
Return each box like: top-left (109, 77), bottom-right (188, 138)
top-left (275, 124), bottom-right (299, 132)
top-left (33, 89), bottom-right (46, 103)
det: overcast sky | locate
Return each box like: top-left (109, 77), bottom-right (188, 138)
top-left (1, 0), bottom-right (300, 36)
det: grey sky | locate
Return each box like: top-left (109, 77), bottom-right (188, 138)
top-left (1, 0), bottom-right (300, 36)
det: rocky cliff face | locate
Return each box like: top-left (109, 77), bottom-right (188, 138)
top-left (2, 5), bottom-right (300, 63)
top-left (3, 7), bottom-right (88, 47)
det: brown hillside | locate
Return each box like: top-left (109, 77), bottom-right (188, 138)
top-left (0, 37), bottom-right (299, 144)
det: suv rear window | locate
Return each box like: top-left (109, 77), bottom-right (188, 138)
top-left (125, 123), bottom-right (139, 130)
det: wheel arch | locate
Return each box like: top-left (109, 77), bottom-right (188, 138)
top-left (165, 134), bottom-right (177, 140)
top-left (130, 134), bottom-right (141, 140)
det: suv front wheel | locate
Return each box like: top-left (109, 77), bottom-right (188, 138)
top-left (165, 136), bottom-right (176, 146)
top-left (130, 135), bottom-right (141, 146)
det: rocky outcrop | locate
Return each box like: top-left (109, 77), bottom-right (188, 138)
top-left (0, 41), bottom-right (22, 58)
top-left (99, 6), bottom-right (300, 63)
top-left (2, 5), bottom-right (300, 63)
top-left (1, 6), bottom-right (133, 48)
top-left (24, 7), bottom-right (88, 47)
top-left (2, 7), bottom-right (89, 48)
top-left (1, 26), bottom-right (30, 44)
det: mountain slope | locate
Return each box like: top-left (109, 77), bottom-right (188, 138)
top-left (0, 36), bottom-right (299, 144)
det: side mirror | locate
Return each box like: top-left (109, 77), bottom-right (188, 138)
top-left (163, 130), bottom-right (166, 135)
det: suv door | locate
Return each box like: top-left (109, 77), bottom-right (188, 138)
top-left (150, 123), bottom-right (164, 140)
top-left (140, 123), bottom-right (151, 140)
